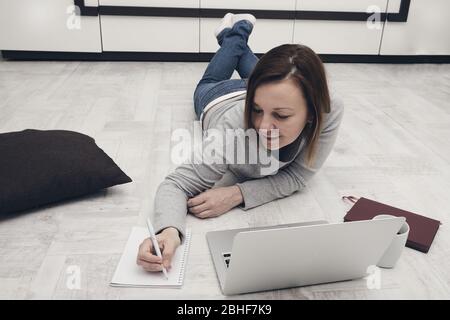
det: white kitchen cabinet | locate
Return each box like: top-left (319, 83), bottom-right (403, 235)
top-left (99, 0), bottom-right (199, 52)
top-left (380, 0), bottom-right (450, 55)
top-left (101, 16), bottom-right (199, 52)
top-left (299, 0), bottom-right (388, 12)
top-left (294, 0), bottom-right (388, 55)
top-left (1, 0), bottom-right (448, 59)
top-left (200, 0), bottom-right (295, 54)
top-left (385, 0), bottom-right (402, 13)
top-left (294, 20), bottom-right (385, 55)
top-left (0, 0), bottom-right (102, 52)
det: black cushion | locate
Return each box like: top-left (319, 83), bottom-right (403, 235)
top-left (0, 129), bottom-right (132, 215)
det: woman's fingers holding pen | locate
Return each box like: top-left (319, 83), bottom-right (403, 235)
top-left (138, 259), bottom-right (164, 272)
top-left (136, 228), bottom-right (181, 272)
top-left (138, 239), bottom-right (162, 262)
top-left (161, 240), bottom-right (177, 269)
top-left (137, 238), bottom-right (163, 271)
top-left (159, 228), bottom-right (181, 269)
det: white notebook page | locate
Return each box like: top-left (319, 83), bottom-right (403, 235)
top-left (110, 227), bottom-right (191, 288)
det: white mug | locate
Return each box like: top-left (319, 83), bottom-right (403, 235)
top-left (373, 214), bottom-right (410, 268)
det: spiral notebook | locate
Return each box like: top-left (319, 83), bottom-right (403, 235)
top-left (110, 227), bottom-right (191, 288)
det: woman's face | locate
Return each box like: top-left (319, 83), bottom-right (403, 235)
top-left (252, 78), bottom-right (309, 150)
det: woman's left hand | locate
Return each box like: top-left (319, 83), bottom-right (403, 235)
top-left (187, 185), bottom-right (244, 219)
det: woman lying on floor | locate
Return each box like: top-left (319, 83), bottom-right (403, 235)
top-left (137, 13), bottom-right (344, 272)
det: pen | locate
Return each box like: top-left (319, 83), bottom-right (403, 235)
top-left (146, 218), bottom-right (169, 279)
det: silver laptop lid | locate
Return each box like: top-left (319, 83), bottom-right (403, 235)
top-left (222, 217), bottom-right (405, 295)
top-left (206, 220), bottom-right (328, 290)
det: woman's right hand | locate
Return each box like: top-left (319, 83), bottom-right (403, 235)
top-left (136, 227), bottom-right (181, 272)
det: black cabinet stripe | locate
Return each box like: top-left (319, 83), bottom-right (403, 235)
top-left (199, 8), bottom-right (294, 20)
top-left (74, 0), bottom-right (410, 22)
top-left (295, 11), bottom-right (386, 22)
top-left (100, 6), bottom-right (200, 18)
top-left (387, 0), bottom-right (411, 22)
top-left (2, 50), bottom-right (449, 64)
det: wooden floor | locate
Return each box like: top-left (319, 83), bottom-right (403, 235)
top-left (0, 59), bottom-right (449, 299)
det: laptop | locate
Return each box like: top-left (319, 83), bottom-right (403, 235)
top-left (206, 217), bottom-right (405, 295)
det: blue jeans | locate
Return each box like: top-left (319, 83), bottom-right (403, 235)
top-left (193, 20), bottom-right (259, 119)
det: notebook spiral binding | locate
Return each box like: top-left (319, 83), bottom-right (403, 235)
top-left (177, 230), bottom-right (192, 285)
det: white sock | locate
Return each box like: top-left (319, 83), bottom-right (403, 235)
top-left (231, 14), bottom-right (256, 26)
top-left (214, 13), bottom-right (234, 38)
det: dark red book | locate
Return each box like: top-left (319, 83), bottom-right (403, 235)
top-left (343, 197), bottom-right (441, 253)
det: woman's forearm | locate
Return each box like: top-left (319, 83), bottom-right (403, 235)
top-left (152, 180), bottom-right (190, 241)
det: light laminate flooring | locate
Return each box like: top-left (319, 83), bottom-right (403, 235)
top-left (0, 59), bottom-right (449, 299)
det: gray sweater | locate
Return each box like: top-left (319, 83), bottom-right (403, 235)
top-left (152, 94), bottom-right (344, 239)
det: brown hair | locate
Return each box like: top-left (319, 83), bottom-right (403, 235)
top-left (244, 44), bottom-right (331, 166)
